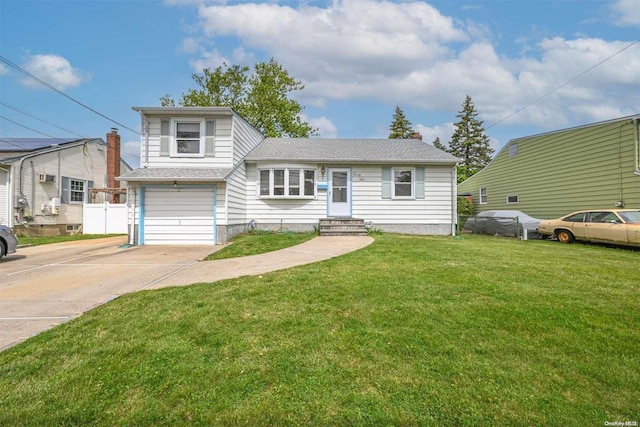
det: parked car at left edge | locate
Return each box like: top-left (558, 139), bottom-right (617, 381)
top-left (0, 225), bottom-right (18, 259)
top-left (537, 209), bottom-right (640, 247)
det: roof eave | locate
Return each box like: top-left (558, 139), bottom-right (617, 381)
top-left (131, 107), bottom-right (235, 116)
top-left (245, 158), bottom-right (459, 165)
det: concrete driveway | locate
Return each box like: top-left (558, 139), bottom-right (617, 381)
top-left (0, 235), bottom-right (373, 351)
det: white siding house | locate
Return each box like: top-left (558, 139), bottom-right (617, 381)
top-left (0, 135), bottom-right (131, 233)
top-left (119, 107), bottom-right (460, 245)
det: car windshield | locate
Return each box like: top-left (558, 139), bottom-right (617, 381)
top-left (618, 211), bottom-right (640, 223)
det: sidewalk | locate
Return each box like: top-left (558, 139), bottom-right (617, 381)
top-left (142, 235), bottom-right (375, 290)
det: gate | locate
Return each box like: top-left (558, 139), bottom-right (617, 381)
top-left (83, 202), bottom-right (128, 234)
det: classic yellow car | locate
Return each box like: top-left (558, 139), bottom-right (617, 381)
top-left (537, 209), bottom-right (640, 246)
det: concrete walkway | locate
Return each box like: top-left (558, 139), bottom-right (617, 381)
top-left (142, 235), bottom-right (375, 290)
top-left (0, 236), bottom-right (373, 351)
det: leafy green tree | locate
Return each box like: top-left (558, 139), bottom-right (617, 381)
top-left (448, 95), bottom-right (494, 181)
top-left (388, 105), bottom-right (415, 138)
top-left (161, 59), bottom-right (316, 138)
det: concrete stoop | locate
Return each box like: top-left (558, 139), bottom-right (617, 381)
top-left (319, 218), bottom-right (368, 236)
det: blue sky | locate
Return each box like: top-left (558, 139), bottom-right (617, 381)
top-left (1, 0), bottom-right (639, 168)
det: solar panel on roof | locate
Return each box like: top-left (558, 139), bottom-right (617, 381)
top-left (0, 138), bottom-right (80, 151)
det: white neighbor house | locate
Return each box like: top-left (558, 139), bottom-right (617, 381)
top-left (0, 132), bottom-right (130, 232)
top-left (118, 107), bottom-right (460, 245)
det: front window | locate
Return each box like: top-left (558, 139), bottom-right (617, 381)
top-left (479, 187), bottom-right (488, 204)
top-left (393, 168), bottom-right (414, 198)
top-left (70, 179), bottom-right (85, 202)
top-left (259, 168), bottom-right (316, 198)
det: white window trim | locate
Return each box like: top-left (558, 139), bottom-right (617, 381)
top-left (171, 118), bottom-right (205, 158)
top-left (506, 194), bottom-right (519, 204)
top-left (479, 187), bottom-right (488, 205)
top-left (392, 167), bottom-right (415, 199)
top-left (259, 168), bottom-right (316, 199)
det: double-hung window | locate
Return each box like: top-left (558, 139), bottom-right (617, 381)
top-left (393, 168), bottom-right (414, 198)
top-left (479, 187), bottom-right (488, 204)
top-left (175, 122), bottom-right (201, 155)
top-left (160, 119), bottom-right (215, 158)
top-left (259, 168), bottom-right (316, 198)
top-left (61, 176), bottom-right (93, 204)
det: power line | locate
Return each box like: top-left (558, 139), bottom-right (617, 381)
top-left (0, 115), bottom-right (140, 160)
top-left (0, 101), bottom-right (87, 138)
top-left (486, 37), bottom-right (640, 131)
top-left (0, 55), bottom-right (140, 136)
top-left (0, 115), bottom-right (71, 140)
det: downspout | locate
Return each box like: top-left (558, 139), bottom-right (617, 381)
top-left (128, 185), bottom-right (136, 245)
top-left (634, 118), bottom-right (640, 176)
top-left (452, 164), bottom-right (458, 236)
top-left (0, 166), bottom-right (11, 227)
top-left (142, 115), bottom-right (150, 167)
top-left (17, 140), bottom-right (90, 199)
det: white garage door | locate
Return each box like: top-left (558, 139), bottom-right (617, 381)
top-left (143, 187), bottom-right (216, 245)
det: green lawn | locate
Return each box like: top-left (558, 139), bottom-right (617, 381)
top-left (17, 233), bottom-right (125, 246)
top-left (205, 230), bottom-right (317, 260)
top-left (0, 234), bottom-right (638, 425)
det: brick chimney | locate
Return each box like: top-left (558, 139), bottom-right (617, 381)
top-left (106, 128), bottom-right (121, 203)
top-left (411, 132), bottom-right (423, 141)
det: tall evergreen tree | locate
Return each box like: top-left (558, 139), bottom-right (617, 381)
top-left (388, 106), bottom-right (415, 138)
top-left (448, 95), bottom-right (494, 181)
top-left (432, 136), bottom-right (447, 151)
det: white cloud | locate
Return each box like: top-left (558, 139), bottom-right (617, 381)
top-left (0, 63), bottom-right (8, 75)
top-left (610, 0), bottom-right (640, 26)
top-left (174, 0), bottom-right (640, 135)
top-left (21, 54), bottom-right (90, 90)
top-left (122, 139), bottom-right (141, 168)
top-left (307, 115), bottom-right (338, 138)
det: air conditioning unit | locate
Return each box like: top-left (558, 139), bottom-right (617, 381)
top-left (37, 173), bottom-right (56, 183)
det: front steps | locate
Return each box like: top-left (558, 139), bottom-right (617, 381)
top-left (319, 218), bottom-right (368, 236)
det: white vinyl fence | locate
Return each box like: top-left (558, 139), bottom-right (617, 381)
top-left (83, 202), bottom-right (128, 234)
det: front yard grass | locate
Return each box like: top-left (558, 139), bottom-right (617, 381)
top-left (17, 233), bottom-right (125, 246)
top-left (0, 234), bottom-right (637, 425)
top-left (205, 230), bottom-right (317, 260)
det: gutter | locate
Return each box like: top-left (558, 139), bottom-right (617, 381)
top-left (0, 166), bottom-right (11, 226)
top-left (16, 140), bottom-right (95, 198)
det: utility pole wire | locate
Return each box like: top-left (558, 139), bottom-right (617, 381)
top-left (0, 101), bottom-right (88, 138)
top-left (0, 55), bottom-right (140, 135)
top-left (0, 115), bottom-right (71, 140)
top-left (485, 37), bottom-right (640, 131)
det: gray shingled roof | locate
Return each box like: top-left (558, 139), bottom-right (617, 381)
top-left (245, 138), bottom-right (460, 164)
top-left (117, 168), bottom-right (231, 182)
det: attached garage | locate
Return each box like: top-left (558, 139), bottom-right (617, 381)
top-left (141, 186), bottom-right (216, 245)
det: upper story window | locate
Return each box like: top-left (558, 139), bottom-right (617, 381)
top-left (393, 168), bottom-right (414, 198)
top-left (479, 187), bottom-right (488, 204)
top-left (509, 143), bottom-right (518, 158)
top-left (160, 119), bottom-right (215, 158)
top-left (259, 168), bottom-right (316, 198)
top-left (176, 123), bottom-right (201, 155)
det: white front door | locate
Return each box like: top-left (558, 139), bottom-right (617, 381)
top-left (328, 169), bottom-right (351, 217)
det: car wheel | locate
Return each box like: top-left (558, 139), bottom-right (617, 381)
top-left (556, 230), bottom-right (575, 244)
top-left (0, 241), bottom-right (6, 259)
